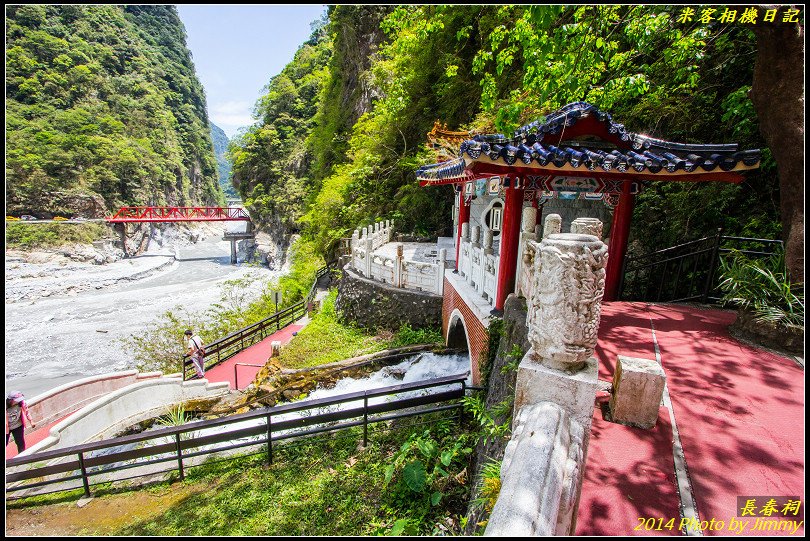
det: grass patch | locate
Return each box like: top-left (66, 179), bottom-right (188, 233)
top-left (70, 418), bottom-right (471, 536)
top-left (5, 222), bottom-right (109, 249)
top-left (276, 290), bottom-right (444, 370)
top-left (276, 289), bottom-right (390, 370)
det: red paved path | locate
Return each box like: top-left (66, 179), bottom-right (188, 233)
top-left (6, 324), bottom-right (304, 460)
top-left (204, 324), bottom-right (303, 390)
top-left (578, 302), bottom-right (804, 536)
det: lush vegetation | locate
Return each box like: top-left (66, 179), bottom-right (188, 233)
top-left (719, 249), bottom-right (804, 331)
top-left (126, 283), bottom-right (443, 375)
top-left (210, 122), bottom-right (236, 198)
top-left (6, 5), bottom-right (222, 218)
top-left (8, 411), bottom-right (496, 536)
top-left (6, 222), bottom-right (110, 249)
top-left (230, 5), bottom-right (784, 293)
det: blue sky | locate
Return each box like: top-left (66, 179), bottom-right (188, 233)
top-left (177, 5), bottom-right (327, 139)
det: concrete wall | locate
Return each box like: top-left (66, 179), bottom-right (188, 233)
top-left (540, 198), bottom-right (612, 240)
top-left (335, 265), bottom-right (443, 332)
top-left (19, 378), bottom-right (230, 457)
top-left (26, 370), bottom-right (163, 432)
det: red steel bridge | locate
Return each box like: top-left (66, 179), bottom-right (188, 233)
top-left (106, 206), bottom-right (251, 223)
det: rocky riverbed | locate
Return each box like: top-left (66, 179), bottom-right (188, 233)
top-left (5, 222), bottom-right (285, 399)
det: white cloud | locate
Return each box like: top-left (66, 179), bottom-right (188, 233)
top-left (209, 101), bottom-right (255, 137)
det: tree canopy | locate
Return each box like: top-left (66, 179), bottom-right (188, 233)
top-left (232, 5), bottom-right (786, 268)
top-left (6, 5), bottom-right (221, 217)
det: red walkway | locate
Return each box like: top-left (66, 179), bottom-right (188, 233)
top-left (577, 302), bottom-right (804, 536)
top-left (203, 324), bottom-right (303, 390)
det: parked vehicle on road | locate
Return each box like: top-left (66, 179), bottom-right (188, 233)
top-left (20, 215), bottom-right (36, 221)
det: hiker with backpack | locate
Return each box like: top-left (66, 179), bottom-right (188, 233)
top-left (6, 391), bottom-right (35, 453)
top-left (185, 329), bottom-right (206, 379)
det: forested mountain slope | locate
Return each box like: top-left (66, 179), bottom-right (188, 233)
top-left (232, 5), bottom-right (787, 276)
top-left (210, 122), bottom-right (235, 198)
top-left (6, 5), bottom-right (222, 218)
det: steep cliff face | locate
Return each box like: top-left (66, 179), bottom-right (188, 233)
top-left (6, 5), bottom-right (221, 218)
top-left (210, 122), bottom-right (236, 198)
top-left (228, 6), bottom-right (394, 260)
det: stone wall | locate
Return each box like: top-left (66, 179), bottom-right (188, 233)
top-left (541, 198), bottom-right (612, 241)
top-left (335, 265), bottom-right (442, 331)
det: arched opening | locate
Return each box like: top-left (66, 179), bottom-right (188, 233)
top-left (447, 309), bottom-right (474, 381)
top-left (447, 317), bottom-right (469, 350)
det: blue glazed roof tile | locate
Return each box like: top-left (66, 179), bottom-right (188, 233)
top-left (416, 102), bottom-right (761, 182)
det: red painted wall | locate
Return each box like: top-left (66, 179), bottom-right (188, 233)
top-left (442, 278), bottom-right (490, 385)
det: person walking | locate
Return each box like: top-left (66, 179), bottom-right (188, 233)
top-left (6, 391), bottom-right (35, 453)
top-left (185, 329), bottom-right (206, 379)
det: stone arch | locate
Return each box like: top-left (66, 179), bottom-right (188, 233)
top-left (446, 309), bottom-right (473, 376)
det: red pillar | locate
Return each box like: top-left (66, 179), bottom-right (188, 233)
top-left (604, 181), bottom-right (635, 301)
top-left (455, 188), bottom-right (470, 270)
top-left (495, 178), bottom-right (524, 310)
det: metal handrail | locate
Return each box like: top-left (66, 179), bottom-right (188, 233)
top-left (181, 261), bottom-right (337, 380)
top-left (6, 374), bottom-right (469, 499)
top-left (234, 363), bottom-right (264, 390)
top-left (619, 233), bottom-right (783, 304)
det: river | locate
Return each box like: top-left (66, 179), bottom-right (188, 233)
top-left (4, 224), bottom-right (282, 399)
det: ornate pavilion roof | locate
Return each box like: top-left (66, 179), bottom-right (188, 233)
top-left (416, 102), bottom-right (761, 186)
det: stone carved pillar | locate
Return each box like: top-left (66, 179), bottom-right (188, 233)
top-left (483, 230), bottom-right (494, 255)
top-left (526, 233), bottom-right (608, 372)
top-left (543, 213), bottom-right (562, 239)
top-left (570, 217), bottom-right (603, 238)
top-left (471, 225), bottom-right (481, 247)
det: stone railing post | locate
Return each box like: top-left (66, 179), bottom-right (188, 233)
top-left (461, 222), bottom-right (469, 242)
top-left (516, 207), bottom-right (538, 296)
top-left (436, 248), bottom-right (446, 294)
top-left (351, 229), bottom-right (360, 252)
top-left (365, 238), bottom-right (373, 278)
top-left (394, 243), bottom-right (403, 288)
top-left (543, 213), bottom-right (562, 239)
top-left (471, 225), bottom-right (481, 248)
top-left (487, 231), bottom-right (608, 537)
top-left (483, 230), bottom-right (494, 256)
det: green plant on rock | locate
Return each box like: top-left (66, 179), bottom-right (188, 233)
top-left (500, 344), bottom-right (523, 375)
top-left (390, 323), bottom-right (443, 348)
top-left (461, 394), bottom-right (512, 446)
top-left (382, 425), bottom-right (473, 534)
top-left (469, 458), bottom-right (502, 532)
top-left (718, 249), bottom-right (804, 331)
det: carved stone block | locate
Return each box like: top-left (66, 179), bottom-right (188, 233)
top-left (570, 217), bottom-right (603, 238)
top-left (609, 356), bottom-right (666, 429)
top-left (526, 233), bottom-right (608, 372)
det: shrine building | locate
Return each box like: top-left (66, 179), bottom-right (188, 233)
top-left (416, 102), bottom-right (761, 381)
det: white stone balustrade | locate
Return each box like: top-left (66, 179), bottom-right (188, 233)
top-left (348, 220), bottom-right (445, 295)
top-left (456, 220), bottom-right (500, 307)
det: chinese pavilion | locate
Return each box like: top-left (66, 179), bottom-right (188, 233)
top-left (415, 102), bottom-right (761, 380)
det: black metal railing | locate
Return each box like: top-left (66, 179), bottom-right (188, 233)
top-left (619, 230), bottom-right (783, 304)
top-left (181, 262), bottom-right (335, 380)
top-left (6, 374), bottom-right (468, 500)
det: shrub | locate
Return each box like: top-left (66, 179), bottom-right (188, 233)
top-left (718, 249), bottom-right (804, 331)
